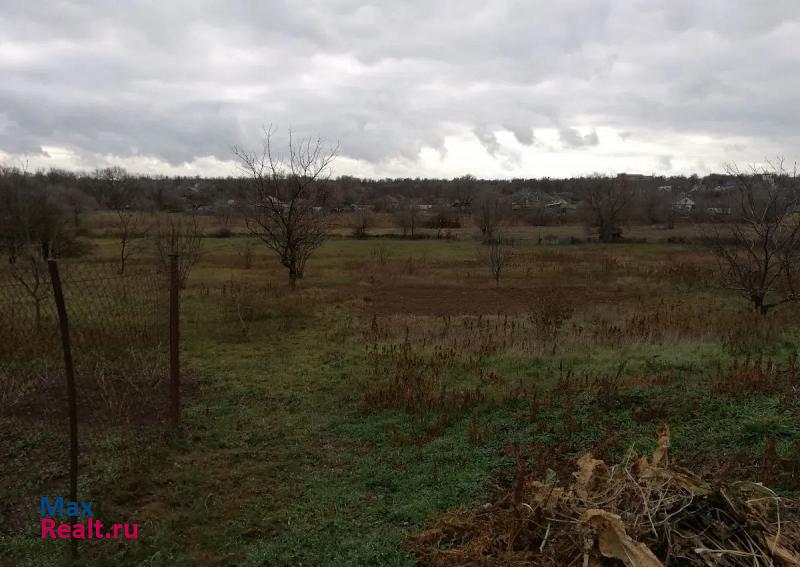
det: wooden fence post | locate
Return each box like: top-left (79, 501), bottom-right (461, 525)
top-left (47, 259), bottom-right (79, 560)
top-left (169, 254), bottom-right (181, 426)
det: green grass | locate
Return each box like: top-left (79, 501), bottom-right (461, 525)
top-left (4, 233), bottom-right (800, 565)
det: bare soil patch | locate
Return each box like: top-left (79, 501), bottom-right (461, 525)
top-left (362, 283), bottom-right (638, 316)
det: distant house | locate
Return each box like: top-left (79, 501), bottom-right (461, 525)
top-left (673, 196), bottom-right (696, 212)
top-left (706, 207), bottom-right (732, 216)
top-left (511, 190), bottom-right (550, 210)
top-left (375, 194), bottom-right (401, 211)
top-left (349, 203), bottom-right (374, 212)
top-left (414, 203), bottom-right (433, 211)
top-left (656, 185), bottom-right (673, 192)
top-left (544, 197), bottom-right (570, 211)
top-left (254, 195), bottom-right (288, 210)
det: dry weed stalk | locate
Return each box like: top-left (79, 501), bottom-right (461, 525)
top-left (410, 426), bottom-right (800, 566)
top-left (362, 341), bottom-right (484, 415)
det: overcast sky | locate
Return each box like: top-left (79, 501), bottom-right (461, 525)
top-left (1, 1), bottom-right (799, 179)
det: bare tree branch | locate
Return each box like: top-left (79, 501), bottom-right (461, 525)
top-left (705, 161), bottom-right (800, 316)
top-left (233, 127), bottom-right (338, 289)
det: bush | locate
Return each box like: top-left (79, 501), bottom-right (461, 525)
top-left (212, 226), bottom-right (234, 238)
top-left (57, 237), bottom-right (95, 258)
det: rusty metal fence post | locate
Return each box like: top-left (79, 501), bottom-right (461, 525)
top-left (47, 258), bottom-right (79, 560)
top-left (169, 254), bottom-right (181, 426)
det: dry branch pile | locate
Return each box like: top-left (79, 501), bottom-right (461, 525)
top-left (409, 426), bottom-right (800, 566)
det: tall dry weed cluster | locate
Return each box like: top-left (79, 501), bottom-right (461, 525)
top-left (362, 340), bottom-right (483, 415)
top-left (215, 278), bottom-right (313, 337)
top-left (359, 293), bottom-right (800, 487)
top-left (713, 354), bottom-right (800, 401)
top-left (361, 296), bottom-right (785, 360)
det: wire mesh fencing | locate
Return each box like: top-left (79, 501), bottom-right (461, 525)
top-left (0, 259), bottom-right (172, 426)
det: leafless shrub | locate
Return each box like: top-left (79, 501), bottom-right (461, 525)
top-left (482, 235), bottom-right (512, 285)
top-left (580, 175), bottom-right (635, 241)
top-left (153, 213), bottom-right (204, 288)
top-left (92, 167), bottom-right (149, 273)
top-left (474, 191), bottom-right (510, 241)
top-left (7, 244), bottom-right (50, 331)
top-left (351, 210), bottom-right (373, 238)
top-left (223, 281), bottom-right (271, 337)
top-left (395, 201), bottom-right (420, 237)
top-left (428, 209), bottom-right (460, 239)
top-left (114, 208), bottom-right (149, 274)
top-left (706, 161), bottom-right (800, 315)
top-left (370, 242), bottom-right (391, 269)
top-left (85, 349), bottom-right (167, 425)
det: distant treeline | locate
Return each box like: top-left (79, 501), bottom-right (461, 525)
top-left (0, 165), bottom-right (737, 214)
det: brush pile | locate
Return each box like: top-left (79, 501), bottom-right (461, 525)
top-left (409, 426), bottom-right (800, 566)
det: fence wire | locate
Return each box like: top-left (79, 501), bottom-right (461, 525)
top-left (0, 260), bottom-right (170, 425)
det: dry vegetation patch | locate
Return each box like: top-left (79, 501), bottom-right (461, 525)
top-left (410, 427), bottom-right (800, 566)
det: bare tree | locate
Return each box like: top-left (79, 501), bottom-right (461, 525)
top-left (1, 166), bottom-right (67, 261)
top-left (429, 208), bottom-right (459, 239)
top-left (153, 213), bottom-right (204, 288)
top-left (233, 127), bottom-right (338, 289)
top-left (638, 188), bottom-right (673, 226)
top-left (581, 175), bottom-right (635, 241)
top-left (0, 167), bottom-right (26, 262)
top-left (93, 167), bottom-right (148, 273)
top-left (0, 167), bottom-right (67, 329)
top-left (115, 207), bottom-right (148, 274)
top-left (474, 191), bottom-right (510, 241)
top-left (395, 200), bottom-right (420, 238)
top-left (707, 162), bottom-right (800, 316)
top-left (351, 209), bottom-right (373, 239)
top-left (451, 174), bottom-right (480, 210)
top-left (59, 186), bottom-right (94, 228)
top-left (483, 235), bottom-right (511, 286)
top-left (8, 244), bottom-right (49, 331)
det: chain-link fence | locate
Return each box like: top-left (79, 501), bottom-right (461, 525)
top-left (0, 259), bottom-right (173, 426)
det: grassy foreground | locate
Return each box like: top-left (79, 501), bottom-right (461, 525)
top-left (3, 229), bottom-right (800, 565)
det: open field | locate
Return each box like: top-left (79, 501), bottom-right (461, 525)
top-left (3, 223), bottom-right (800, 565)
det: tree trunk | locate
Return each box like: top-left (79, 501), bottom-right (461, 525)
top-left (752, 294), bottom-right (769, 317)
top-left (118, 237), bottom-right (127, 275)
top-left (34, 297), bottom-right (42, 332)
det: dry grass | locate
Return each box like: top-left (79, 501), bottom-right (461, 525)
top-left (409, 427), bottom-right (800, 566)
top-left (5, 226), bottom-right (800, 565)
top-left (713, 354), bottom-right (800, 399)
top-left (362, 340), bottom-right (484, 415)
top-left (0, 260), bottom-right (169, 426)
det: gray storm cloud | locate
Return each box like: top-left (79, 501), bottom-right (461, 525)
top-left (0, 0), bottom-right (799, 175)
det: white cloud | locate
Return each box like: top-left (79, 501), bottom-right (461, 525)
top-left (0, 0), bottom-right (799, 177)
